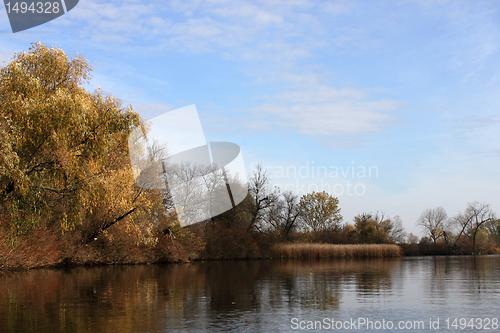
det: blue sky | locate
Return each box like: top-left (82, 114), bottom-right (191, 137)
top-left (1, 0), bottom-right (500, 235)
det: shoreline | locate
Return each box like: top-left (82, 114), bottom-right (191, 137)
top-left (2, 249), bottom-right (496, 272)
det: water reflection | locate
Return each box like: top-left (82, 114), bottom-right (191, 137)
top-left (1, 256), bottom-right (499, 332)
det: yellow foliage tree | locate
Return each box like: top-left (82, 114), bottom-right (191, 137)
top-left (298, 191), bottom-right (342, 233)
top-left (0, 43), bottom-right (165, 246)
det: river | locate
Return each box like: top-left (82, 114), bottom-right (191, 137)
top-left (1, 256), bottom-right (499, 332)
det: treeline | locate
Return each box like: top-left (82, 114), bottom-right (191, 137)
top-left (406, 204), bottom-right (500, 255)
top-left (240, 164), bottom-right (500, 256)
top-left (223, 163), bottom-right (407, 246)
top-left (246, 163), bottom-right (500, 255)
top-left (1, 44), bottom-right (499, 269)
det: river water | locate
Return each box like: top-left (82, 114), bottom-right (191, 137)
top-left (1, 256), bottom-right (499, 332)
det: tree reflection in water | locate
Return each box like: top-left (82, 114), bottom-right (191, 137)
top-left (1, 256), bottom-right (500, 332)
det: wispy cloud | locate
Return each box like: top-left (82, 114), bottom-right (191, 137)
top-left (48, 0), bottom-right (354, 59)
top-left (251, 96), bottom-right (398, 136)
top-left (449, 115), bottom-right (500, 156)
top-left (418, 1), bottom-right (500, 83)
top-left (246, 70), bottom-right (403, 138)
top-left (451, 115), bottom-right (500, 133)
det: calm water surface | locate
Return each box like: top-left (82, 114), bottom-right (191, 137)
top-left (1, 256), bottom-right (499, 332)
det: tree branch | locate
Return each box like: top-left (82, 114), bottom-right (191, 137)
top-left (84, 207), bottom-right (137, 244)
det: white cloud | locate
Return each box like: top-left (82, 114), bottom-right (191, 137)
top-left (46, 0), bottom-right (350, 61)
top-left (248, 72), bottom-right (403, 137)
top-left (252, 99), bottom-right (397, 136)
top-left (9, 0), bottom-right (404, 144)
top-left (209, 1), bottom-right (286, 27)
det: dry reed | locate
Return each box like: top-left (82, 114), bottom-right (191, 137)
top-left (273, 243), bottom-right (402, 259)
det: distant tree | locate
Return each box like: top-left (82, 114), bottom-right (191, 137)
top-left (485, 219), bottom-right (500, 242)
top-left (298, 191), bottom-right (342, 233)
top-left (451, 211), bottom-right (472, 248)
top-left (353, 213), bottom-right (380, 243)
top-left (267, 191), bottom-right (301, 238)
top-left (353, 212), bottom-right (405, 244)
top-left (387, 215), bottom-right (407, 243)
top-left (419, 236), bottom-right (431, 245)
top-left (407, 233), bottom-right (419, 244)
top-left (461, 202), bottom-right (495, 254)
top-left (246, 163), bottom-right (278, 231)
top-left (416, 207), bottom-right (449, 244)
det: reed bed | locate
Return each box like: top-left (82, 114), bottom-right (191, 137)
top-left (273, 243), bottom-right (402, 259)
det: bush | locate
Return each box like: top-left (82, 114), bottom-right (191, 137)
top-left (201, 223), bottom-right (271, 260)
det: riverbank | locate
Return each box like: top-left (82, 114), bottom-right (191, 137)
top-left (2, 238), bottom-right (493, 271)
top-left (3, 221), bottom-right (499, 270)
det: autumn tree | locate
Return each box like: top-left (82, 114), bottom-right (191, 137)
top-left (417, 207), bottom-right (449, 244)
top-left (485, 219), bottom-right (500, 242)
top-left (353, 213), bottom-right (379, 243)
top-left (407, 233), bottom-right (419, 244)
top-left (298, 191), bottom-right (342, 233)
top-left (0, 43), bottom-right (162, 246)
top-left (353, 212), bottom-right (406, 244)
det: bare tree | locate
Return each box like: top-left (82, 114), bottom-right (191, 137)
top-left (246, 163), bottom-right (278, 231)
top-left (267, 191), bottom-right (301, 238)
top-left (417, 207), bottom-right (449, 244)
top-left (451, 211), bottom-right (473, 248)
top-left (463, 202), bottom-right (495, 254)
top-left (387, 215), bottom-right (407, 244)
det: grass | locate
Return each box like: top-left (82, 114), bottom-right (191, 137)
top-left (273, 243), bottom-right (402, 259)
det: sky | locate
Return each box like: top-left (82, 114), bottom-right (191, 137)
top-left (1, 0), bottom-right (500, 236)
